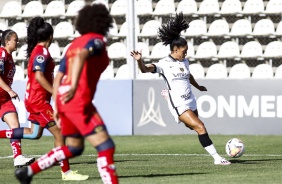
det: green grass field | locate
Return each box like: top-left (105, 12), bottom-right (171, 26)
top-left (1, 135), bottom-right (282, 184)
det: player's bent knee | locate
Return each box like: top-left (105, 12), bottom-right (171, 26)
top-left (23, 124), bottom-right (41, 139)
top-left (68, 146), bottom-right (84, 156)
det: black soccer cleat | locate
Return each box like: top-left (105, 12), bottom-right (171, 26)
top-left (14, 167), bottom-right (33, 184)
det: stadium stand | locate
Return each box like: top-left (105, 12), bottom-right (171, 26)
top-left (0, 0), bottom-right (281, 79)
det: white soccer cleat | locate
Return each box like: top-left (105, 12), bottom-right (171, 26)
top-left (14, 155), bottom-right (35, 168)
top-left (214, 157), bottom-right (231, 165)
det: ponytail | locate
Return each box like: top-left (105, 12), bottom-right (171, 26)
top-left (26, 17), bottom-right (53, 58)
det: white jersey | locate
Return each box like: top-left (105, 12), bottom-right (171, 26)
top-left (153, 55), bottom-right (193, 108)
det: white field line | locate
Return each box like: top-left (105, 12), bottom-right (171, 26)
top-left (1, 153), bottom-right (282, 159)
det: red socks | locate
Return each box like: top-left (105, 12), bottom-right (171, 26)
top-left (10, 140), bottom-right (22, 158)
top-left (30, 146), bottom-right (73, 174)
top-left (97, 147), bottom-right (118, 184)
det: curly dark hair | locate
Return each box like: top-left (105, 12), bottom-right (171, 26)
top-left (158, 12), bottom-right (189, 51)
top-left (0, 29), bottom-right (16, 46)
top-left (26, 17), bottom-right (53, 58)
top-left (75, 4), bottom-right (113, 36)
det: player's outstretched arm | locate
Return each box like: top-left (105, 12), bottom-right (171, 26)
top-left (130, 50), bottom-right (155, 73)
top-left (189, 74), bottom-right (207, 91)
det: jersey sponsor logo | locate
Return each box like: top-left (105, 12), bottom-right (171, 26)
top-left (137, 87), bottom-right (166, 127)
top-left (36, 55), bottom-right (45, 63)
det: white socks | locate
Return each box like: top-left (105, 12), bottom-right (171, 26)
top-left (204, 144), bottom-right (222, 161)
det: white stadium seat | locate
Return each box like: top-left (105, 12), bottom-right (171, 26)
top-left (152, 0), bottom-right (175, 16)
top-left (115, 64), bottom-right (131, 79)
top-left (136, 42), bottom-right (150, 58)
top-left (274, 21), bottom-right (282, 36)
top-left (217, 41), bottom-right (240, 59)
top-left (228, 63), bottom-right (251, 79)
top-left (0, 22), bottom-right (8, 31)
top-left (100, 64), bottom-right (114, 80)
top-left (252, 64), bottom-right (273, 78)
top-left (22, 1), bottom-right (43, 18)
top-left (252, 19), bottom-right (275, 36)
top-left (53, 22), bottom-right (74, 39)
top-left (118, 22), bottom-right (140, 37)
top-left (220, 0), bottom-right (242, 15)
top-left (176, 0), bottom-right (198, 15)
top-left (263, 41), bottom-right (282, 58)
top-left (49, 43), bottom-right (61, 60)
top-left (183, 19), bottom-right (207, 37)
top-left (0, 1), bottom-right (21, 18)
top-left (206, 63), bottom-right (228, 79)
top-left (108, 20), bottom-right (119, 37)
top-left (240, 41), bottom-right (263, 59)
top-left (189, 63), bottom-right (205, 79)
top-left (228, 19), bottom-right (252, 36)
top-left (241, 0), bottom-right (264, 14)
top-left (274, 64), bottom-right (282, 78)
top-left (65, 0), bottom-right (85, 17)
top-left (264, 0), bottom-right (282, 14)
top-left (44, 0), bottom-right (65, 18)
top-left (12, 22), bottom-right (27, 39)
top-left (110, 0), bottom-right (127, 16)
top-left (108, 42), bottom-right (127, 59)
top-left (136, 0), bottom-right (153, 16)
top-left (206, 19), bottom-right (230, 36)
top-left (194, 41), bottom-right (217, 59)
top-left (139, 20), bottom-right (161, 37)
top-left (147, 42), bottom-right (170, 59)
top-left (198, 0), bottom-right (220, 15)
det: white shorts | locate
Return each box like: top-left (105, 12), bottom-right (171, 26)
top-left (168, 93), bottom-right (197, 124)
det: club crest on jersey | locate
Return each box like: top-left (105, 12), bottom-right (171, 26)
top-left (36, 55), bottom-right (45, 63)
top-left (0, 59), bottom-right (4, 65)
top-left (35, 65), bottom-right (41, 70)
top-left (180, 68), bottom-right (184, 72)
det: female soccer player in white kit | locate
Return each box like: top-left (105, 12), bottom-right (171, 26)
top-left (130, 12), bottom-right (231, 165)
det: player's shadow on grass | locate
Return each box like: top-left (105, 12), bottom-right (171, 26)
top-left (119, 172), bottom-right (206, 178)
top-left (230, 158), bottom-right (282, 164)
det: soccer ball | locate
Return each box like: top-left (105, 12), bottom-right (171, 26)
top-left (225, 138), bottom-right (245, 158)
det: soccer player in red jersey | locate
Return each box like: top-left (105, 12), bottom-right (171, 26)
top-left (0, 29), bottom-right (35, 167)
top-left (0, 17), bottom-right (88, 181)
top-left (15, 4), bottom-right (119, 184)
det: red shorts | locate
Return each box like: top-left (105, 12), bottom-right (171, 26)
top-left (28, 103), bottom-right (55, 128)
top-left (0, 100), bottom-right (17, 121)
top-left (60, 110), bottom-right (106, 137)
